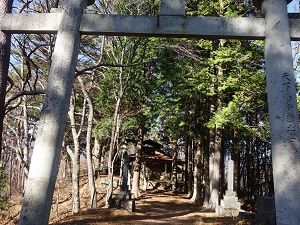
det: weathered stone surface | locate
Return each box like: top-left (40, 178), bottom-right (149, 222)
top-left (217, 160), bottom-right (241, 217)
top-left (111, 152), bottom-right (134, 211)
top-left (2, 13), bottom-right (300, 41)
top-left (112, 191), bottom-right (126, 207)
top-left (216, 206), bottom-right (240, 217)
top-left (220, 197), bottom-right (241, 209)
top-left (263, 0), bottom-right (300, 224)
top-left (256, 196), bottom-right (276, 225)
top-left (225, 190), bottom-right (237, 197)
top-left (227, 160), bottom-right (234, 192)
top-left (19, 1), bottom-right (86, 225)
top-left (120, 151), bottom-right (129, 192)
top-left (111, 189), bottom-right (136, 212)
top-left (121, 199), bottom-right (136, 212)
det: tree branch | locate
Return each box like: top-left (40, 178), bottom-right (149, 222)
top-left (75, 61), bottom-right (150, 77)
top-left (5, 89), bottom-right (45, 109)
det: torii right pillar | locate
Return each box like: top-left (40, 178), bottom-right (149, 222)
top-left (255, 0), bottom-right (300, 224)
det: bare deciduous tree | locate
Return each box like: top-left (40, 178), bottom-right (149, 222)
top-left (0, 0), bottom-right (13, 160)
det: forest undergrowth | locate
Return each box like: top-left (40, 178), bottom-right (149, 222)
top-left (0, 175), bottom-right (254, 225)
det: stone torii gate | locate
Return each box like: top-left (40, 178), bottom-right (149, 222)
top-left (1, 0), bottom-right (300, 224)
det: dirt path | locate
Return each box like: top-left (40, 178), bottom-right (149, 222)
top-left (51, 191), bottom-right (253, 225)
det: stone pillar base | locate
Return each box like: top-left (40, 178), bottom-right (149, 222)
top-left (216, 190), bottom-right (241, 217)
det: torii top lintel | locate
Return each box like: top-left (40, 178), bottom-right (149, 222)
top-left (0, 0), bottom-right (300, 41)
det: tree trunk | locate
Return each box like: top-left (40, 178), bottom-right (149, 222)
top-left (66, 145), bottom-right (80, 214)
top-left (208, 37), bottom-right (224, 210)
top-left (219, 137), bottom-right (225, 198)
top-left (100, 145), bottom-right (107, 171)
top-left (232, 130), bottom-right (240, 195)
top-left (106, 92), bottom-right (122, 205)
top-left (67, 95), bottom-right (81, 214)
top-left (246, 137), bottom-right (251, 200)
top-left (107, 96), bottom-right (121, 170)
top-left (209, 112), bottom-right (222, 210)
top-left (0, 0), bottom-right (12, 163)
top-left (21, 96), bottom-right (29, 189)
top-left (142, 163), bottom-right (148, 191)
top-left (171, 140), bottom-right (178, 191)
top-left (92, 138), bottom-right (101, 171)
top-left (78, 77), bottom-right (97, 209)
top-left (203, 130), bottom-right (210, 207)
top-left (186, 140), bottom-right (193, 198)
top-left (105, 114), bottom-right (121, 206)
top-left (131, 127), bottom-right (143, 198)
top-left (184, 137), bottom-right (189, 193)
top-left (71, 151), bottom-right (80, 213)
top-left (190, 136), bottom-right (202, 204)
top-left (23, 96), bottom-right (29, 179)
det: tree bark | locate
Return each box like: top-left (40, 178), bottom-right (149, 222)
top-left (131, 126), bottom-right (143, 198)
top-left (232, 130), bottom-right (240, 195)
top-left (186, 139), bottom-right (193, 198)
top-left (190, 97), bottom-right (203, 204)
top-left (78, 76), bottom-right (97, 209)
top-left (142, 163), bottom-right (148, 191)
top-left (184, 137), bottom-right (189, 194)
top-left (21, 96), bottom-right (29, 189)
top-left (67, 94), bottom-right (81, 214)
top-left (171, 140), bottom-right (178, 191)
top-left (0, 0), bottom-right (12, 162)
top-left (219, 137), bottom-right (225, 198)
top-left (92, 138), bottom-right (101, 171)
top-left (209, 125), bottom-right (221, 210)
top-left (66, 145), bottom-right (80, 214)
top-left (208, 38), bottom-right (224, 210)
top-left (190, 136), bottom-right (202, 204)
top-left (105, 89), bottom-right (123, 205)
top-left (203, 130), bottom-right (210, 207)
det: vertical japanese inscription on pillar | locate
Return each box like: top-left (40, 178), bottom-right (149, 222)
top-left (282, 72), bottom-right (298, 157)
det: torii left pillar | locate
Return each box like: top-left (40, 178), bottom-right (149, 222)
top-left (19, 1), bottom-right (91, 225)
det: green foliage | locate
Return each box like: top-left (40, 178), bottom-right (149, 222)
top-left (94, 117), bottom-right (113, 140)
top-left (0, 169), bottom-right (10, 210)
top-left (140, 0), bottom-right (268, 149)
top-left (111, 0), bottom-right (160, 15)
top-left (88, 0), bottom-right (268, 155)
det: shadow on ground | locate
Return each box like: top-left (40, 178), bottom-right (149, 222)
top-left (51, 192), bottom-right (253, 225)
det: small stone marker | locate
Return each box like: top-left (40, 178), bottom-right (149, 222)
top-left (216, 160), bottom-right (241, 217)
top-left (113, 151), bottom-right (135, 212)
top-left (160, 0), bottom-right (185, 16)
top-left (120, 151), bottom-right (129, 192)
top-left (121, 197), bottom-right (136, 213)
top-left (227, 160), bottom-right (234, 192)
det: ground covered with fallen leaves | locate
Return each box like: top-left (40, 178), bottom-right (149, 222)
top-left (50, 190), bottom-right (254, 225)
top-left (1, 175), bottom-right (254, 225)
